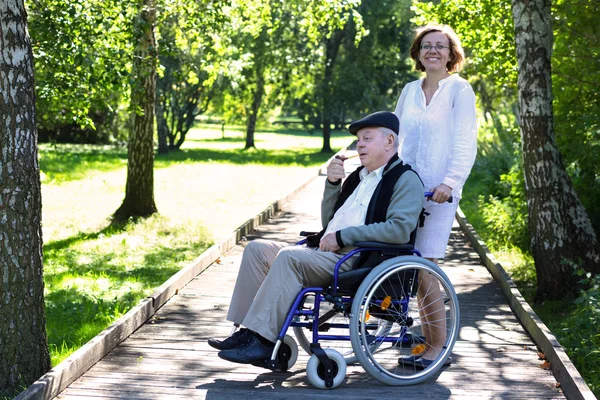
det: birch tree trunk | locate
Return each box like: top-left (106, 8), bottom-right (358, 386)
top-left (114, 0), bottom-right (158, 221)
top-left (0, 0), bottom-right (51, 393)
top-left (511, 0), bottom-right (600, 299)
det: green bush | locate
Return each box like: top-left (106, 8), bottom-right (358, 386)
top-left (554, 269), bottom-right (600, 396)
top-left (478, 165), bottom-right (529, 251)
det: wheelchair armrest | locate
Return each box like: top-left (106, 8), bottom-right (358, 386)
top-left (353, 241), bottom-right (414, 253)
top-left (299, 231), bottom-right (319, 237)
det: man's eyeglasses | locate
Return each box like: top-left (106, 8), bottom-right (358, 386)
top-left (420, 44), bottom-right (449, 51)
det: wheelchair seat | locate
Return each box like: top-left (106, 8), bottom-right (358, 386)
top-left (334, 242), bottom-right (416, 293)
top-left (336, 269), bottom-right (372, 293)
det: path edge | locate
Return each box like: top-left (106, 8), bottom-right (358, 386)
top-left (16, 154), bottom-right (340, 400)
top-left (455, 206), bottom-right (597, 400)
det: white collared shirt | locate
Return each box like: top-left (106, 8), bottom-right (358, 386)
top-left (394, 74), bottom-right (477, 198)
top-left (322, 165), bottom-right (385, 238)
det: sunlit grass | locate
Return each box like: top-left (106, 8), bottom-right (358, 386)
top-left (40, 123), bottom-right (353, 365)
top-left (39, 124), bottom-right (352, 184)
top-left (44, 216), bottom-right (212, 365)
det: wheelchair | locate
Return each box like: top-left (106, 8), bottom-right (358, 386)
top-left (258, 231), bottom-right (460, 389)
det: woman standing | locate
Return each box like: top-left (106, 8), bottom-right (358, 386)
top-left (394, 24), bottom-right (477, 367)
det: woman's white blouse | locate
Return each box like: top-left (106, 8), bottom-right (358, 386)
top-left (393, 74), bottom-right (477, 198)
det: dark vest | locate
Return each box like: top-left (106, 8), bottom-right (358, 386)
top-left (307, 154), bottom-right (422, 269)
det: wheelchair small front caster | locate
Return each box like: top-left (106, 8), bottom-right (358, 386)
top-left (306, 349), bottom-right (347, 389)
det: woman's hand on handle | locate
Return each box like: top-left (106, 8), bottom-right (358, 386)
top-left (428, 183), bottom-right (453, 203)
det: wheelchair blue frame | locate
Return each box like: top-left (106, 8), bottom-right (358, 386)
top-left (274, 244), bottom-right (423, 354)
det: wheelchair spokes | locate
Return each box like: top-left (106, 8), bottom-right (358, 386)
top-left (350, 257), bottom-right (459, 385)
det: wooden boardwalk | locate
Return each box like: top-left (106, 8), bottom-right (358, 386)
top-left (56, 176), bottom-right (565, 399)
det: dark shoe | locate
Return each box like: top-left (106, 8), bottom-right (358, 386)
top-left (401, 356), bottom-right (452, 369)
top-left (208, 328), bottom-right (252, 350)
top-left (218, 334), bottom-right (275, 364)
top-left (398, 355), bottom-right (420, 365)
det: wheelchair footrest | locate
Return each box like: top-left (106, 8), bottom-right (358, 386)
top-left (256, 342), bottom-right (292, 372)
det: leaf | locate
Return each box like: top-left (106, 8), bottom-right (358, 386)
top-left (540, 361), bottom-right (551, 370)
top-left (537, 351), bottom-right (546, 360)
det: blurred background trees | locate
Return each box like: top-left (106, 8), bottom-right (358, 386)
top-left (25, 0), bottom-right (600, 288)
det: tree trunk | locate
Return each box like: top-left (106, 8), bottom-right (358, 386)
top-left (0, 0), bottom-right (51, 393)
top-left (245, 79), bottom-right (264, 150)
top-left (512, 0), bottom-right (600, 299)
top-left (244, 29), bottom-right (267, 150)
top-left (114, 0), bottom-right (158, 221)
top-left (155, 99), bottom-right (169, 155)
top-left (320, 29), bottom-right (345, 153)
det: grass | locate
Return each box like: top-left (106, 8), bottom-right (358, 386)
top-left (40, 123), bottom-right (354, 365)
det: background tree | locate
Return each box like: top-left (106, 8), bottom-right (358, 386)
top-left (0, 0), bottom-right (51, 393)
top-left (155, 0), bottom-right (225, 154)
top-left (282, 0), bottom-right (414, 151)
top-left (113, 0), bottom-right (158, 221)
top-left (27, 0), bottom-right (134, 143)
top-left (327, 0), bottom-right (415, 126)
top-left (511, 0), bottom-right (600, 298)
top-left (212, 0), bottom-right (363, 151)
top-left (319, 26), bottom-right (347, 153)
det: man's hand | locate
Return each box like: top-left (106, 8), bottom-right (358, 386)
top-left (319, 232), bottom-right (341, 252)
top-left (327, 155), bottom-right (347, 183)
top-left (428, 183), bottom-right (452, 203)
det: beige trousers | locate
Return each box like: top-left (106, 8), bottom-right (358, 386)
top-left (226, 239), bottom-right (355, 342)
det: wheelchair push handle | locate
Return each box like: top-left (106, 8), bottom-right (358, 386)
top-left (424, 191), bottom-right (453, 203)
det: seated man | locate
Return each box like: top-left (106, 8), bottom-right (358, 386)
top-left (208, 111), bottom-right (424, 364)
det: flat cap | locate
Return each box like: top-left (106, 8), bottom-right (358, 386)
top-left (348, 111), bottom-right (399, 135)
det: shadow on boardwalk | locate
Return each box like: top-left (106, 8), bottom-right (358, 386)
top-left (56, 176), bottom-right (565, 399)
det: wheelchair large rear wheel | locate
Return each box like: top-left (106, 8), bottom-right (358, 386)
top-left (350, 256), bottom-right (459, 386)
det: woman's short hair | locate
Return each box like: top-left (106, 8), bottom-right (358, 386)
top-left (409, 24), bottom-right (465, 73)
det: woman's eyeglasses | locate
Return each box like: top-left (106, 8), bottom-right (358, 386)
top-left (420, 44), bottom-right (449, 51)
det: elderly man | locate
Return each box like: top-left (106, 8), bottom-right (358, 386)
top-left (209, 111), bottom-right (424, 364)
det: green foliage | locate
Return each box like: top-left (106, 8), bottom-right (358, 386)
top-left (329, 0), bottom-right (417, 121)
top-left (412, 0), bottom-right (517, 91)
top-left (478, 165), bottom-right (529, 251)
top-left (28, 0), bottom-right (134, 141)
top-left (552, 0), bottom-right (600, 235)
top-left (283, 0), bottom-right (416, 129)
top-left (212, 0), bottom-right (364, 128)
